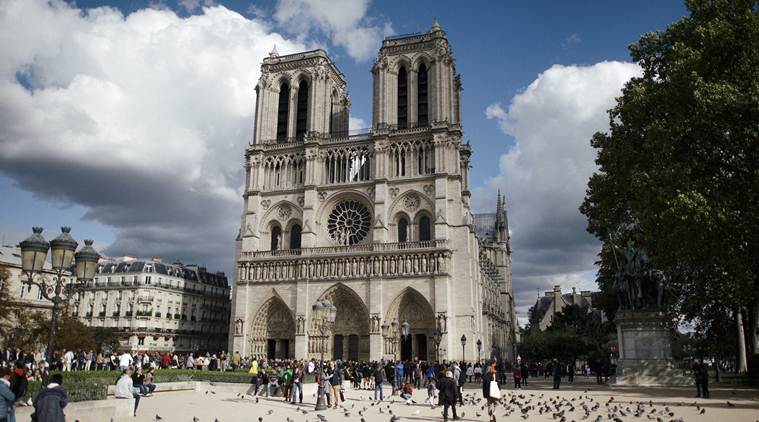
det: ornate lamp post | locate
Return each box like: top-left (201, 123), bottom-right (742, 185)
top-left (19, 227), bottom-right (100, 363)
top-left (432, 328), bottom-right (442, 362)
top-left (460, 334), bottom-right (467, 363)
top-left (476, 338), bottom-right (482, 363)
top-left (312, 299), bottom-right (336, 411)
top-left (381, 319), bottom-right (410, 362)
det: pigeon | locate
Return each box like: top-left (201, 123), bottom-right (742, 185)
top-left (317, 414), bottom-right (328, 422)
top-left (727, 401), bottom-right (736, 407)
top-left (155, 415), bottom-right (163, 421)
top-left (267, 410), bottom-right (273, 415)
top-left (700, 408), bottom-right (706, 414)
top-left (192, 418), bottom-right (200, 422)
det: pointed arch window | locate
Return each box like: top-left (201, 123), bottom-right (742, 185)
top-left (397, 66), bottom-right (408, 129)
top-left (419, 215), bottom-right (431, 241)
top-left (276, 83), bottom-right (289, 143)
top-left (295, 80), bottom-right (308, 140)
top-left (290, 224), bottom-right (302, 250)
top-left (398, 217), bottom-right (409, 243)
top-left (417, 63), bottom-right (428, 126)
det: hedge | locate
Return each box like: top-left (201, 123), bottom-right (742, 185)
top-left (23, 368), bottom-right (315, 403)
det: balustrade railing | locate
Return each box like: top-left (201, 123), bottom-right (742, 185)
top-left (238, 247), bottom-right (451, 283)
top-left (241, 239), bottom-right (447, 259)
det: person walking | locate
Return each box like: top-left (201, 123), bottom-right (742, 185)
top-left (291, 362), bottom-right (304, 404)
top-left (0, 368), bottom-right (16, 422)
top-left (8, 362), bottom-right (28, 422)
top-left (552, 360), bottom-right (563, 390)
top-left (482, 361), bottom-right (500, 422)
top-left (512, 364), bottom-right (521, 389)
top-left (698, 361), bottom-right (710, 399)
top-left (520, 361), bottom-right (529, 386)
top-left (32, 373), bottom-right (67, 422)
top-left (282, 364), bottom-right (294, 402)
top-left (438, 371), bottom-right (458, 421)
top-left (329, 362), bottom-right (342, 409)
top-left (372, 363), bottom-right (384, 401)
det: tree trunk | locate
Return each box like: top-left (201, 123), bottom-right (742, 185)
top-left (748, 299), bottom-right (759, 356)
top-left (736, 308), bottom-right (748, 373)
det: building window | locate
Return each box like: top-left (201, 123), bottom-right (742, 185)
top-left (138, 337), bottom-right (145, 345)
top-left (295, 80), bottom-right (308, 140)
top-left (397, 66), bottom-right (408, 129)
top-left (419, 215), bottom-right (432, 241)
top-left (290, 224), bottom-right (302, 250)
top-left (271, 226), bottom-right (282, 251)
top-left (398, 217), bottom-right (409, 243)
top-left (36, 287), bottom-right (43, 300)
top-left (417, 63), bottom-right (428, 126)
top-left (145, 276), bottom-right (151, 285)
top-left (276, 83), bottom-right (289, 143)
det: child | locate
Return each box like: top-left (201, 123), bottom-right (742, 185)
top-left (425, 378), bottom-right (436, 404)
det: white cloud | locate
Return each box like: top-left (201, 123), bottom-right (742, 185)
top-left (562, 33), bottom-right (582, 49)
top-left (273, 0), bottom-right (392, 61)
top-left (475, 61), bottom-right (642, 316)
top-left (0, 0), bottom-right (305, 272)
top-left (348, 116), bottom-right (367, 130)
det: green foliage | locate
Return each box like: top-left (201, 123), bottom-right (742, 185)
top-left (580, 0), bottom-right (759, 362)
top-left (519, 305), bottom-right (615, 362)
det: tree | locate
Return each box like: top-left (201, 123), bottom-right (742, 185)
top-left (580, 0), bottom-right (759, 374)
top-left (519, 305), bottom-right (615, 363)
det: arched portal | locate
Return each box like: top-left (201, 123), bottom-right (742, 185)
top-left (310, 284), bottom-right (370, 361)
top-left (385, 288), bottom-right (436, 361)
top-left (249, 296), bottom-right (295, 359)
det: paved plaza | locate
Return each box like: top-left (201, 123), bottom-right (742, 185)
top-left (116, 378), bottom-right (759, 422)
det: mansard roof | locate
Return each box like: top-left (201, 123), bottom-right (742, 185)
top-left (96, 258), bottom-right (228, 287)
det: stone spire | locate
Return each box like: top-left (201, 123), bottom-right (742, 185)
top-left (269, 44), bottom-right (279, 58)
top-left (496, 191), bottom-right (510, 248)
top-left (431, 18), bottom-right (441, 32)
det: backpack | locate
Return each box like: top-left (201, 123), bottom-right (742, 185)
top-left (11, 373), bottom-right (28, 401)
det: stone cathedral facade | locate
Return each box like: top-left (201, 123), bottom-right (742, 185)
top-left (230, 21), bottom-right (516, 363)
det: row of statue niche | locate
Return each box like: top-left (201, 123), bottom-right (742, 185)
top-left (242, 252), bottom-right (448, 280)
top-left (610, 222), bottom-right (665, 311)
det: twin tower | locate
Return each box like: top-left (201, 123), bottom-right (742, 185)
top-left (251, 19), bottom-right (461, 145)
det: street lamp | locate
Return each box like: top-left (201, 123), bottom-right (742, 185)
top-left (19, 227), bottom-right (99, 363)
top-left (432, 328), bottom-right (442, 362)
top-left (460, 334), bottom-right (467, 363)
top-left (476, 339), bottom-right (482, 363)
top-left (381, 319), bottom-right (410, 362)
top-left (312, 299), bottom-right (336, 411)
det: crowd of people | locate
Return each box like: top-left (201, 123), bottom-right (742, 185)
top-left (1, 345), bottom-right (716, 422)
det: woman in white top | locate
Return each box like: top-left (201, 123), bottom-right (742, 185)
top-left (114, 369), bottom-right (140, 417)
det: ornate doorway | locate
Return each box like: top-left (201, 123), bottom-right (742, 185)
top-left (309, 283), bottom-right (370, 361)
top-left (249, 296), bottom-right (295, 358)
top-left (385, 288), bottom-right (436, 361)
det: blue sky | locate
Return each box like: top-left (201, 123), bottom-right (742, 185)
top-left (0, 0), bottom-right (688, 320)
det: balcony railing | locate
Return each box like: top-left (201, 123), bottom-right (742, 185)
top-left (241, 239), bottom-right (447, 260)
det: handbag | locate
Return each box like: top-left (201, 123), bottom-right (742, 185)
top-left (489, 380), bottom-right (501, 399)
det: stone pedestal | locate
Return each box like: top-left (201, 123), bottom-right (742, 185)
top-left (611, 310), bottom-right (692, 386)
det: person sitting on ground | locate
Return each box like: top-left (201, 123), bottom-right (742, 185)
top-left (114, 368), bottom-right (140, 417)
top-left (400, 382), bottom-right (414, 404)
top-left (32, 373), bottom-right (67, 422)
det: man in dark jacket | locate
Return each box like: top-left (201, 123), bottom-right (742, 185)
top-left (33, 373), bottom-right (68, 422)
top-left (373, 363), bottom-right (384, 401)
top-left (437, 371), bottom-right (458, 421)
top-left (552, 359), bottom-right (563, 389)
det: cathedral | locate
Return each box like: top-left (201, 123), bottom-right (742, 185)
top-left (229, 20), bottom-right (516, 363)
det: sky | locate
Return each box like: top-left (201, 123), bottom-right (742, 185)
top-left (0, 0), bottom-right (688, 325)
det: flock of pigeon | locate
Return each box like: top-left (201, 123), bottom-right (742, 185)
top-left (148, 388), bottom-right (753, 422)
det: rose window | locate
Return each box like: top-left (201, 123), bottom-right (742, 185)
top-left (327, 200), bottom-right (371, 245)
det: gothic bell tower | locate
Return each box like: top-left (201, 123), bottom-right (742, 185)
top-left (252, 48), bottom-right (350, 144)
top-left (371, 19), bottom-right (462, 129)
